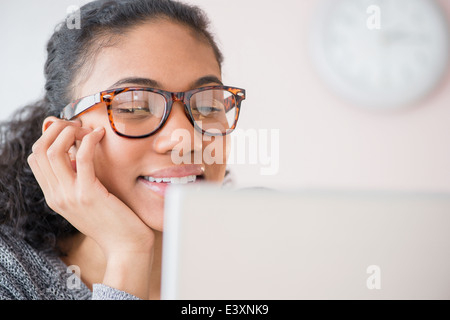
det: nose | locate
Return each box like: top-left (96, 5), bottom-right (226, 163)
top-left (152, 101), bottom-right (203, 160)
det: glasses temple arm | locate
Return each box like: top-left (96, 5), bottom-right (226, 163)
top-left (60, 92), bottom-right (102, 119)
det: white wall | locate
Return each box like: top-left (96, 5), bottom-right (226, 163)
top-left (1, 0), bottom-right (450, 193)
top-left (0, 0), bottom-right (88, 119)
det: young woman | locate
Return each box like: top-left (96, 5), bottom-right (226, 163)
top-left (0, 0), bottom-right (245, 300)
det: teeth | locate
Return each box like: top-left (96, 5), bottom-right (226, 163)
top-left (143, 175), bottom-right (197, 184)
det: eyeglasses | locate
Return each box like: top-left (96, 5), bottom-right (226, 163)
top-left (60, 85), bottom-right (246, 138)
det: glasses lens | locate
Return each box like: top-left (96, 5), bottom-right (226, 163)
top-left (110, 90), bottom-right (166, 137)
top-left (190, 89), bottom-right (237, 134)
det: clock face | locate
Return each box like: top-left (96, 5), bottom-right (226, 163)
top-left (310, 0), bottom-right (450, 109)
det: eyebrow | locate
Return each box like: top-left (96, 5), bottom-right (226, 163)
top-left (107, 75), bottom-right (223, 90)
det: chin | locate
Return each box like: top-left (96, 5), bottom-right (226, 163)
top-left (132, 193), bottom-right (165, 232)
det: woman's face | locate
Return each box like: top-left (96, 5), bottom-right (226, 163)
top-left (73, 20), bottom-right (227, 232)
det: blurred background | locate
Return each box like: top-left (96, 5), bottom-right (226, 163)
top-left (1, 0), bottom-right (449, 192)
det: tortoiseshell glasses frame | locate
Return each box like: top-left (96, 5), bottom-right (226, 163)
top-left (60, 85), bottom-right (246, 138)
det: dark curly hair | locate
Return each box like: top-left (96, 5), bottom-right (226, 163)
top-left (0, 0), bottom-right (223, 254)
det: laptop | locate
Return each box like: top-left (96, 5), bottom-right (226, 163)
top-left (161, 185), bottom-right (450, 299)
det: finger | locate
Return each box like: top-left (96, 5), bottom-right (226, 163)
top-left (43, 116), bottom-right (81, 133)
top-left (32, 120), bottom-right (82, 188)
top-left (28, 151), bottom-right (72, 216)
top-left (68, 145), bottom-right (77, 172)
top-left (47, 125), bottom-right (93, 183)
top-left (76, 127), bottom-right (105, 187)
top-left (37, 120), bottom-right (82, 150)
top-left (27, 152), bottom-right (51, 197)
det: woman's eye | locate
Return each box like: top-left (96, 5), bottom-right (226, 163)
top-left (116, 103), bottom-right (151, 114)
top-left (117, 107), bottom-right (149, 113)
top-left (192, 106), bottom-right (222, 116)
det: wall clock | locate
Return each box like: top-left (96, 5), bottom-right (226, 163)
top-left (309, 0), bottom-right (449, 109)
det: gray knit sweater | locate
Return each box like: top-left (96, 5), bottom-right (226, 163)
top-left (0, 225), bottom-right (139, 300)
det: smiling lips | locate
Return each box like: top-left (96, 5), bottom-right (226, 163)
top-left (139, 164), bottom-right (205, 197)
top-left (142, 175), bottom-right (197, 184)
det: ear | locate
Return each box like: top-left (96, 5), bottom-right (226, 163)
top-left (42, 116), bottom-right (60, 134)
top-left (42, 116), bottom-right (83, 134)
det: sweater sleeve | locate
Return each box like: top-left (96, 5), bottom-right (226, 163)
top-left (0, 263), bottom-right (26, 300)
top-left (0, 286), bottom-right (14, 300)
top-left (0, 279), bottom-right (16, 300)
top-left (91, 284), bottom-right (141, 300)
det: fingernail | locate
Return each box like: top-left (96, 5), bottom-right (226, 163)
top-left (93, 127), bottom-right (104, 133)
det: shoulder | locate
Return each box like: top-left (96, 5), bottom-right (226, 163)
top-left (0, 225), bottom-right (48, 299)
top-left (0, 225), bottom-right (90, 300)
top-left (0, 226), bottom-right (34, 276)
top-left (0, 225), bottom-right (41, 271)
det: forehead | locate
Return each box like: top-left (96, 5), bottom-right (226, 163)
top-left (75, 20), bottom-right (221, 98)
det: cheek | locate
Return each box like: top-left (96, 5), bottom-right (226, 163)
top-left (79, 109), bottom-right (143, 191)
top-left (92, 131), bottom-right (165, 230)
top-left (95, 132), bottom-right (164, 225)
top-left (76, 108), bottom-right (164, 231)
top-left (93, 131), bottom-right (144, 193)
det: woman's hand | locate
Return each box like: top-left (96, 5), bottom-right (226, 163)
top-left (27, 119), bottom-right (154, 298)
